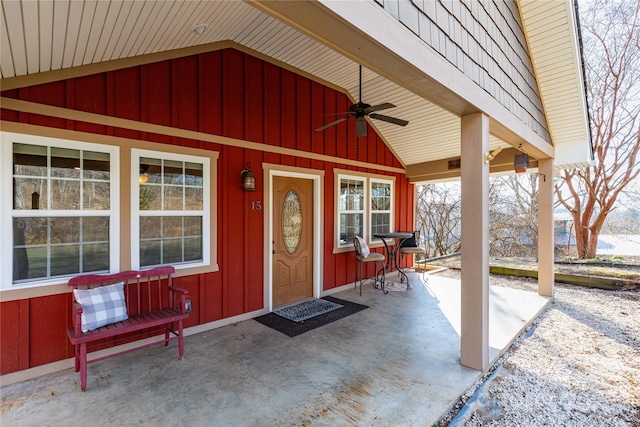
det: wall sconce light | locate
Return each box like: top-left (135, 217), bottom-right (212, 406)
top-left (139, 164), bottom-right (149, 183)
top-left (484, 146), bottom-right (503, 164)
top-left (241, 162), bottom-right (256, 192)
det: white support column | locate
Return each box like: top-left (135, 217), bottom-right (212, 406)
top-left (537, 158), bottom-right (555, 298)
top-left (460, 113), bottom-right (490, 371)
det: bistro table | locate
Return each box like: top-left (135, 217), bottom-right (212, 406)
top-left (372, 232), bottom-right (413, 290)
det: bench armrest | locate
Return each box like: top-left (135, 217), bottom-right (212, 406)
top-left (72, 301), bottom-right (84, 336)
top-left (168, 286), bottom-right (189, 313)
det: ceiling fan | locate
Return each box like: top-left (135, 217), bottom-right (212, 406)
top-left (315, 65), bottom-right (409, 138)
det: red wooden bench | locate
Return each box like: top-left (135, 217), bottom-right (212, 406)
top-left (67, 266), bottom-right (189, 391)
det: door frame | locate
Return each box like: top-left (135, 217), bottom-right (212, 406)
top-left (263, 164), bottom-right (324, 312)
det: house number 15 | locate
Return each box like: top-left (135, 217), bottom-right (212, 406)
top-left (251, 201), bottom-right (262, 211)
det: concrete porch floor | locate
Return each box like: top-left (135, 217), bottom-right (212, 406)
top-left (1, 273), bottom-right (549, 426)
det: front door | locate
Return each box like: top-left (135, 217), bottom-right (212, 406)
top-left (272, 176), bottom-right (314, 306)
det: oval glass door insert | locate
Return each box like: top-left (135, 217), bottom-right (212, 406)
top-left (282, 190), bottom-right (302, 253)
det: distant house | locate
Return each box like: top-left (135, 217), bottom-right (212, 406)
top-left (554, 211), bottom-right (576, 254)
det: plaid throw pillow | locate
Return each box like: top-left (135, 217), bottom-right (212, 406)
top-left (74, 282), bottom-right (128, 332)
top-left (356, 236), bottom-right (370, 258)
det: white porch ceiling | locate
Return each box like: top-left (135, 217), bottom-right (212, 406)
top-left (0, 0), bottom-right (589, 173)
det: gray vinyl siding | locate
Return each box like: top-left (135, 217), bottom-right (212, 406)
top-left (376, 0), bottom-right (550, 143)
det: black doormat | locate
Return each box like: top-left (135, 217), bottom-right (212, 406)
top-left (254, 296), bottom-right (368, 337)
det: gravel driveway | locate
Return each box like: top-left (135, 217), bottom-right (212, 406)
top-left (436, 270), bottom-right (640, 426)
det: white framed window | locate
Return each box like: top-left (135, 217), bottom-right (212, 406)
top-left (335, 172), bottom-right (394, 248)
top-left (1, 132), bottom-right (119, 289)
top-left (131, 149), bottom-right (210, 270)
top-left (370, 178), bottom-right (393, 237)
top-left (337, 175), bottom-right (366, 246)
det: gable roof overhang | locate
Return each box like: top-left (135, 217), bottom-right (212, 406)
top-left (0, 0), bottom-right (591, 180)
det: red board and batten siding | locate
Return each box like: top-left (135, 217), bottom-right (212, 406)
top-left (0, 48), bottom-right (413, 375)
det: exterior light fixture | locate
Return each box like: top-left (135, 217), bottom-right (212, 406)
top-left (241, 162), bottom-right (256, 192)
top-left (484, 146), bottom-right (503, 164)
top-left (514, 152), bottom-right (529, 173)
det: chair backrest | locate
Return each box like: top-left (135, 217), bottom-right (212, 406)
top-left (69, 266), bottom-right (175, 316)
top-left (399, 230), bottom-right (420, 248)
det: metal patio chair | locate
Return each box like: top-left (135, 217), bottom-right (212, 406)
top-left (353, 236), bottom-right (386, 295)
top-left (399, 230), bottom-right (428, 283)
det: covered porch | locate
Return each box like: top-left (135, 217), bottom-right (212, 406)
top-left (0, 272), bottom-right (548, 425)
top-left (0, 0), bottom-right (590, 401)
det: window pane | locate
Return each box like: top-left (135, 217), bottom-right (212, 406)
top-left (13, 216), bottom-right (111, 283)
top-left (140, 241), bottom-right (161, 267)
top-left (140, 216), bottom-right (161, 239)
top-left (139, 216), bottom-right (203, 267)
top-left (162, 216), bottom-right (183, 238)
top-left (13, 177), bottom-right (48, 210)
top-left (13, 144), bottom-right (112, 215)
top-left (51, 147), bottom-right (80, 178)
top-left (340, 179), bottom-right (364, 211)
top-left (164, 160), bottom-right (183, 185)
top-left (83, 243), bottom-right (109, 272)
top-left (50, 245), bottom-right (80, 276)
top-left (140, 185), bottom-right (161, 210)
top-left (371, 213), bottom-right (390, 234)
top-left (184, 237), bottom-right (202, 262)
top-left (339, 213), bottom-right (363, 245)
top-left (184, 216), bottom-right (202, 237)
top-left (164, 186), bottom-right (184, 210)
top-left (338, 177), bottom-right (366, 246)
top-left (13, 143), bottom-right (47, 177)
top-left (371, 182), bottom-right (391, 211)
top-left (162, 239), bottom-right (183, 264)
top-left (52, 179), bottom-right (80, 209)
top-left (184, 162), bottom-right (204, 186)
top-left (83, 181), bottom-right (110, 210)
top-left (82, 217), bottom-right (109, 242)
top-left (185, 187), bottom-right (203, 210)
top-left (22, 217), bottom-right (48, 245)
top-left (13, 218), bottom-right (34, 280)
top-left (50, 217), bottom-right (80, 243)
top-left (351, 182), bottom-right (365, 211)
top-left (22, 247), bottom-right (47, 280)
top-left (140, 157), bottom-right (162, 184)
top-left (83, 151), bottom-right (110, 180)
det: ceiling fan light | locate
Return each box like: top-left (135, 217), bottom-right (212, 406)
top-left (356, 118), bottom-right (367, 137)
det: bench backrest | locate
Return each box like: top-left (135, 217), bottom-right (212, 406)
top-left (68, 266), bottom-right (176, 316)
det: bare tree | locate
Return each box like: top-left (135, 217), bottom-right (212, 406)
top-left (555, 0), bottom-right (640, 259)
top-left (489, 174), bottom-right (539, 258)
top-left (415, 183), bottom-right (461, 258)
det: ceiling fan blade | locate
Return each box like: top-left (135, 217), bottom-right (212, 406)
top-left (364, 103), bottom-right (396, 114)
top-left (315, 116), bottom-right (349, 132)
top-left (369, 113), bottom-right (409, 127)
top-left (356, 117), bottom-right (367, 137)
